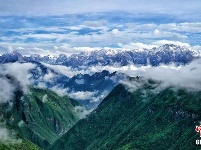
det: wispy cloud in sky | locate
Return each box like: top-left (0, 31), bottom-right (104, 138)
top-left (0, 1), bottom-right (201, 55)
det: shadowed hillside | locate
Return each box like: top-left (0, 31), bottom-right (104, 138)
top-left (0, 79), bottom-right (82, 149)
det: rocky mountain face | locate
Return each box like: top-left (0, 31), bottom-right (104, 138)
top-left (0, 51), bottom-right (24, 63)
top-left (0, 60), bottom-right (129, 109)
top-left (0, 44), bottom-right (199, 67)
top-left (44, 70), bottom-right (129, 109)
top-left (19, 62), bottom-right (129, 109)
top-left (62, 44), bottom-right (197, 67)
top-left (49, 78), bottom-right (201, 150)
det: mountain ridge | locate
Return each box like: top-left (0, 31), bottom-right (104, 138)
top-left (0, 44), bottom-right (199, 67)
top-left (49, 79), bottom-right (201, 150)
top-left (0, 74), bottom-right (83, 148)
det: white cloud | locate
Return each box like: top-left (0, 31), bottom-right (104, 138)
top-left (0, 77), bottom-right (16, 104)
top-left (90, 91), bottom-right (109, 103)
top-left (0, 62), bottom-right (36, 106)
top-left (120, 80), bottom-right (143, 92)
top-left (7, 46), bottom-right (13, 53)
top-left (74, 106), bottom-right (92, 119)
top-left (151, 29), bottom-right (187, 39)
top-left (68, 91), bottom-right (97, 100)
top-left (35, 82), bottom-right (47, 89)
top-left (159, 22), bottom-right (201, 33)
top-left (142, 60), bottom-right (201, 91)
top-left (117, 40), bottom-right (192, 51)
top-left (53, 44), bottom-right (102, 56)
top-left (0, 21), bottom-right (192, 55)
top-left (34, 80), bottom-right (70, 97)
top-left (2, 22), bottom-right (199, 49)
top-left (85, 59), bottom-right (201, 91)
top-left (125, 22), bottom-right (201, 34)
top-left (0, 63), bottom-right (36, 93)
top-left (75, 79), bottom-right (85, 84)
top-left (16, 47), bottom-right (54, 57)
top-left (53, 44), bottom-right (72, 53)
top-left (42, 94), bottom-right (48, 103)
top-left (42, 64), bottom-right (79, 77)
top-left (153, 29), bottom-right (160, 35)
top-left (49, 86), bottom-right (68, 97)
top-left (0, 122), bottom-right (22, 144)
top-left (42, 63), bottom-right (93, 77)
top-left (43, 71), bottom-right (56, 81)
top-left (112, 29), bottom-right (119, 35)
top-left (118, 42), bottom-right (156, 50)
top-left (152, 40), bottom-right (190, 47)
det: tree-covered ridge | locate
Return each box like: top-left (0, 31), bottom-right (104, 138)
top-left (0, 137), bottom-right (39, 150)
top-left (49, 79), bottom-right (201, 150)
top-left (0, 87), bottom-right (82, 149)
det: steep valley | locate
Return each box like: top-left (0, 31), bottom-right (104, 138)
top-left (0, 76), bottom-right (82, 149)
top-left (49, 79), bottom-right (201, 150)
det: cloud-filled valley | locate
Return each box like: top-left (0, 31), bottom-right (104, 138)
top-left (1, 55), bottom-right (201, 110)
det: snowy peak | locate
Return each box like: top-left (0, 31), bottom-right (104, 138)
top-left (154, 44), bottom-right (190, 52)
top-left (0, 51), bottom-right (24, 63)
top-left (12, 51), bottom-right (24, 62)
top-left (61, 44), bottom-right (197, 67)
top-left (0, 44), bottom-right (199, 66)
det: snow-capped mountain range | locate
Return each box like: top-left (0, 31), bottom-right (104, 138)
top-left (0, 44), bottom-right (200, 109)
top-left (63, 44), bottom-right (199, 67)
top-left (0, 44), bottom-right (199, 67)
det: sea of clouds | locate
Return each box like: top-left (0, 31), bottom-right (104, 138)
top-left (1, 58), bottom-right (201, 144)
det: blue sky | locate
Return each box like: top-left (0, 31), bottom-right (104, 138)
top-left (0, 0), bottom-right (201, 55)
